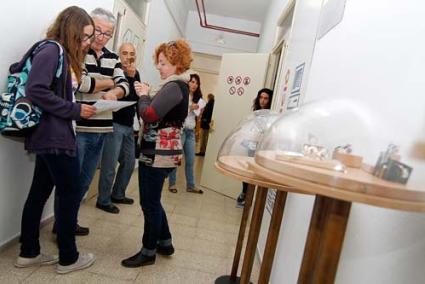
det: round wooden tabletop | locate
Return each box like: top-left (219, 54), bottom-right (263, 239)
top-left (252, 150), bottom-right (425, 212)
top-left (216, 156), bottom-right (308, 194)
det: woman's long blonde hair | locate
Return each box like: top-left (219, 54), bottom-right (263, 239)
top-left (46, 6), bottom-right (94, 81)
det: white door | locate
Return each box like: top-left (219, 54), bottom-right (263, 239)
top-left (200, 53), bottom-right (270, 198)
top-left (111, 0), bottom-right (146, 70)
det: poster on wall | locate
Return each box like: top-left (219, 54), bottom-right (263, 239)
top-left (286, 63), bottom-right (305, 110)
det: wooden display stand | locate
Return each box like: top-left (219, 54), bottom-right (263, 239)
top-left (252, 150), bottom-right (425, 283)
top-left (216, 154), bottom-right (425, 284)
top-left (214, 156), bottom-right (309, 284)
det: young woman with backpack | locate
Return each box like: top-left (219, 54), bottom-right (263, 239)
top-left (15, 6), bottom-right (97, 274)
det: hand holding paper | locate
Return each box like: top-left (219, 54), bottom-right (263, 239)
top-left (92, 100), bottom-right (137, 114)
top-left (194, 99), bottom-right (206, 116)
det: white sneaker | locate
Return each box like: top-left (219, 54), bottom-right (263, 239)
top-left (56, 253), bottom-right (96, 274)
top-left (15, 254), bottom-right (58, 268)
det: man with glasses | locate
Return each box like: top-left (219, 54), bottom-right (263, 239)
top-left (75, 8), bottom-right (129, 227)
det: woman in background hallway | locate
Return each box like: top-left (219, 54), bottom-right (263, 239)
top-left (168, 73), bottom-right (206, 193)
top-left (196, 93), bottom-right (215, 156)
top-left (121, 39), bottom-right (192, 267)
top-left (236, 88), bottom-right (273, 207)
top-left (15, 6), bottom-right (97, 273)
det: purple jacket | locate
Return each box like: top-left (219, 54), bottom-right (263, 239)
top-left (10, 42), bottom-right (81, 155)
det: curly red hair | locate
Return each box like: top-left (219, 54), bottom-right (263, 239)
top-left (153, 39), bottom-right (193, 74)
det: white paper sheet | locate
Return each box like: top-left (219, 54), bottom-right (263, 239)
top-left (93, 100), bottom-right (137, 114)
top-left (194, 98), bottom-right (206, 116)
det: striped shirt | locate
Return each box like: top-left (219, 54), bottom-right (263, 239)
top-left (75, 47), bottom-right (129, 133)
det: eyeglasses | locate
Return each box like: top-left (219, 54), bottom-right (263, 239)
top-left (94, 28), bottom-right (113, 39)
top-left (167, 41), bottom-right (176, 47)
top-left (81, 33), bottom-right (94, 42)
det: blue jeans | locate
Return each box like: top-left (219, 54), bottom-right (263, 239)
top-left (98, 123), bottom-right (135, 205)
top-left (139, 164), bottom-right (173, 256)
top-left (169, 128), bottom-right (195, 189)
top-left (76, 132), bottom-right (106, 200)
top-left (20, 154), bottom-right (81, 265)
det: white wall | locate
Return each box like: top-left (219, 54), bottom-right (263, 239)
top-left (254, 0), bottom-right (324, 277)
top-left (191, 53), bottom-right (221, 99)
top-left (163, 0), bottom-right (189, 36)
top-left (185, 11), bottom-right (260, 56)
top-left (140, 0), bottom-right (183, 88)
top-left (306, 1), bottom-right (425, 282)
top-left (0, 0), bottom-right (114, 248)
top-left (255, 0), bottom-right (425, 283)
top-left (257, 0), bottom-right (291, 53)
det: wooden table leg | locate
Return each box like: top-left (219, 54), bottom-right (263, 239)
top-left (258, 191), bottom-right (288, 284)
top-left (240, 186), bottom-right (268, 284)
top-left (298, 195), bottom-right (351, 284)
top-left (215, 184), bottom-right (255, 284)
top-left (231, 184), bottom-right (256, 280)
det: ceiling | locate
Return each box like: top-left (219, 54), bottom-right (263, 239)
top-left (185, 0), bottom-right (273, 23)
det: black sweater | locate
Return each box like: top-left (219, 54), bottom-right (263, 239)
top-left (112, 71), bottom-right (140, 127)
top-left (201, 99), bottom-right (214, 129)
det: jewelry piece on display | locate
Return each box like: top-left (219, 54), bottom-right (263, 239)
top-left (334, 144), bottom-right (352, 154)
top-left (276, 151), bottom-right (346, 172)
top-left (332, 144), bottom-right (363, 168)
top-left (302, 143), bottom-right (330, 161)
top-left (373, 144), bottom-right (412, 184)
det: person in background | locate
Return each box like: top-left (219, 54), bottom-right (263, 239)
top-left (97, 42), bottom-right (140, 213)
top-left (236, 88), bottom-right (273, 207)
top-left (168, 73), bottom-right (205, 194)
top-left (196, 93), bottom-right (215, 156)
top-left (15, 6), bottom-right (97, 273)
top-left (121, 39), bottom-right (192, 267)
top-left (75, 7), bottom-right (129, 220)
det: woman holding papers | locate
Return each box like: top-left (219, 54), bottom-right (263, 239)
top-left (168, 73), bottom-right (206, 193)
top-left (15, 6), bottom-right (97, 273)
top-left (121, 39), bottom-right (192, 268)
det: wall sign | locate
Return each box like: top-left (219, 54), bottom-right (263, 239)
top-left (227, 75), bottom-right (234, 84)
top-left (225, 74), bottom-right (250, 97)
top-left (243, 76), bottom-right (251, 86)
top-left (287, 63), bottom-right (305, 110)
top-left (283, 69), bottom-right (290, 92)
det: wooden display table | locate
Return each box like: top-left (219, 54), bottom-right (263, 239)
top-left (215, 156), bottom-right (309, 284)
top-left (255, 150), bottom-right (425, 212)
top-left (251, 150), bottom-right (425, 283)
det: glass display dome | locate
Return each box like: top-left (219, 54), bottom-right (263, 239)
top-left (216, 109), bottom-right (280, 174)
top-left (254, 99), bottom-right (424, 194)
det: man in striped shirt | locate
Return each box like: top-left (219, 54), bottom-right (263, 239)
top-left (75, 8), bottom-right (129, 223)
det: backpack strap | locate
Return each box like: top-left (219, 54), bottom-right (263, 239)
top-left (32, 40), bottom-right (67, 99)
top-left (32, 40), bottom-right (64, 79)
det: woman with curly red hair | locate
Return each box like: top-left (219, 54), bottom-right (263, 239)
top-left (122, 39), bottom-right (193, 268)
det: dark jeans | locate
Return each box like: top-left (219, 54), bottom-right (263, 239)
top-left (20, 154), bottom-right (81, 265)
top-left (138, 163), bottom-right (173, 255)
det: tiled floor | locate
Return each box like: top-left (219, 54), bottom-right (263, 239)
top-left (0, 156), bottom-right (260, 283)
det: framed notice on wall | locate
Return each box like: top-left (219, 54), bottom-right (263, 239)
top-left (287, 63), bottom-right (305, 110)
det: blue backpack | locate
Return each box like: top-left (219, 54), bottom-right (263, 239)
top-left (0, 40), bottom-right (64, 137)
